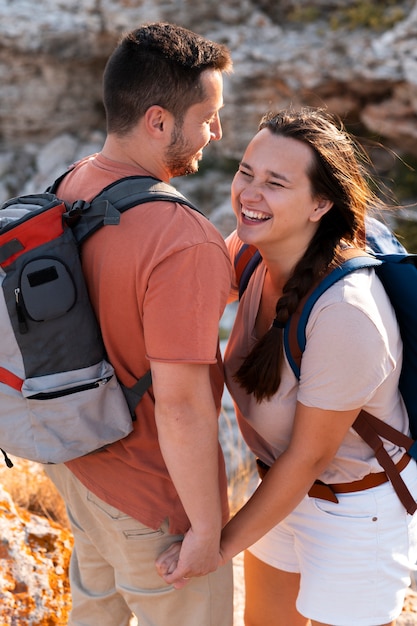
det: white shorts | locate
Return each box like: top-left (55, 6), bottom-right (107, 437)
top-left (248, 458), bottom-right (417, 626)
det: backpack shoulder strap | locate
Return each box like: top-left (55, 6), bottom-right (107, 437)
top-left (353, 410), bottom-right (417, 514)
top-left (93, 176), bottom-right (202, 214)
top-left (285, 250), bottom-right (417, 514)
top-left (234, 216), bottom-right (405, 301)
top-left (91, 177), bottom-right (202, 411)
top-left (49, 172), bottom-right (202, 414)
top-left (46, 168), bottom-right (72, 194)
top-left (284, 251), bottom-right (381, 378)
top-left (64, 175), bottom-right (203, 245)
top-left (234, 243), bottom-right (262, 299)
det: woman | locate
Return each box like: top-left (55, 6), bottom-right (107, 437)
top-left (219, 108), bottom-right (417, 626)
top-left (156, 107), bottom-right (417, 625)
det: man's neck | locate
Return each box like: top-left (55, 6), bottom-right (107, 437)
top-left (101, 134), bottom-right (170, 183)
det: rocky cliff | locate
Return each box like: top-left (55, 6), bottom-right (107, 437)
top-left (0, 482), bottom-right (72, 624)
top-left (1, 0), bottom-right (416, 211)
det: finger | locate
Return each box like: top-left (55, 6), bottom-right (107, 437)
top-left (171, 576), bottom-right (191, 590)
top-left (155, 557), bottom-right (176, 577)
top-left (166, 560), bottom-right (178, 575)
top-left (155, 541), bottom-right (182, 567)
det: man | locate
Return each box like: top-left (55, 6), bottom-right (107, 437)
top-left (45, 22), bottom-right (233, 626)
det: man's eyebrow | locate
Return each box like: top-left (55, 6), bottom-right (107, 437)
top-left (239, 161), bottom-right (290, 183)
top-left (205, 102), bottom-right (224, 116)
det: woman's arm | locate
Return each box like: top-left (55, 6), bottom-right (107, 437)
top-left (219, 401), bottom-right (361, 563)
top-left (155, 400), bottom-right (361, 582)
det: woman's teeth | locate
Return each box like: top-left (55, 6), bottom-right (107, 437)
top-left (242, 208), bottom-right (271, 221)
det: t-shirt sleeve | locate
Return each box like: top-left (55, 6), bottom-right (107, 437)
top-left (144, 241), bottom-right (232, 363)
top-left (297, 300), bottom-right (396, 411)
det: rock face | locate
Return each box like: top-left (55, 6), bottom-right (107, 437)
top-left (0, 485), bottom-right (72, 624)
top-left (1, 0), bottom-right (417, 158)
top-left (1, 0), bottom-right (416, 222)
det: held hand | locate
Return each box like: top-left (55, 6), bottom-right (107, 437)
top-left (155, 528), bottom-right (222, 589)
top-left (155, 541), bottom-right (185, 587)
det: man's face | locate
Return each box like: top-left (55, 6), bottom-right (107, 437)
top-left (164, 69), bottom-right (224, 177)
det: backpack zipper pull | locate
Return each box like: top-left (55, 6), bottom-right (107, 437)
top-left (0, 449), bottom-right (13, 468)
top-left (15, 288), bottom-right (28, 334)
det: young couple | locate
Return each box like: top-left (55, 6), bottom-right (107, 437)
top-left (47, 21), bottom-right (417, 626)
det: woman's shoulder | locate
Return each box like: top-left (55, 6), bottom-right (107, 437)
top-left (307, 267), bottom-right (398, 343)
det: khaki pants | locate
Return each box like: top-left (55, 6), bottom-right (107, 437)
top-left (45, 464), bottom-right (233, 626)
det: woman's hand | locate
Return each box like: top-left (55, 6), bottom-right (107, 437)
top-left (155, 527), bottom-right (225, 589)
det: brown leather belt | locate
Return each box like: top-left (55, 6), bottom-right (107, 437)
top-left (256, 453), bottom-right (411, 504)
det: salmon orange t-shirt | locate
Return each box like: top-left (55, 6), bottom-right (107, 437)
top-left (59, 153), bottom-right (232, 534)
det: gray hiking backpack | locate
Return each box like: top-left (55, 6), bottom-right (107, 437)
top-left (0, 174), bottom-right (201, 465)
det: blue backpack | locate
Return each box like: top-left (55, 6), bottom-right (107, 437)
top-left (235, 220), bottom-right (417, 514)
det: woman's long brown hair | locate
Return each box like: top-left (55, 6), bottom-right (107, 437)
top-left (234, 107), bottom-right (382, 402)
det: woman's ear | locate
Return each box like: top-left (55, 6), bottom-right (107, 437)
top-left (310, 197), bottom-right (334, 222)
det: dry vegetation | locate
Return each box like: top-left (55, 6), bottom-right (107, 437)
top-left (0, 457), bottom-right (69, 528)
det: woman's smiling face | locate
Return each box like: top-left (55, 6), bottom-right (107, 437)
top-left (231, 128), bottom-right (331, 255)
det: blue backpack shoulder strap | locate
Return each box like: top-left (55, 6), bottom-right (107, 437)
top-left (285, 250), bottom-right (417, 514)
top-left (234, 240), bottom-right (417, 513)
top-left (235, 218), bottom-right (405, 301)
top-left (284, 254), bottom-right (382, 379)
top-left (284, 252), bottom-right (417, 392)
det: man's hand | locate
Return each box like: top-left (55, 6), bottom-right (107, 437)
top-left (155, 541), bottom-right (186, 588)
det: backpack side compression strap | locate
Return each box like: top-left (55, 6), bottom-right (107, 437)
top-left (120, 371), bottom-right (153, 417)
top-left (0, 367), bottom-right (23, 392)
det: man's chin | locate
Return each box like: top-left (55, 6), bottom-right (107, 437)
top-left (174, 162), bottom-right (199, 177)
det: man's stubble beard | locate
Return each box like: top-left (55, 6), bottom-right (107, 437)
top-left (164, 122), bottom-right (201, 178)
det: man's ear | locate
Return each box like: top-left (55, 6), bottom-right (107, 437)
top-left (144, 105), bottom-right (170, 137)
top-left (310, 197), bottom-right (334, 222)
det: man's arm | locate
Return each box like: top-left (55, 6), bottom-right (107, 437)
top-left (151, 360), bottom-right (223, 585)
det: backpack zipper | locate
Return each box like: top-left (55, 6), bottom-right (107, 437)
top-left (28, 376), bottom-right (112, 400)
top-left (15, 288), bottom-right (28, 333)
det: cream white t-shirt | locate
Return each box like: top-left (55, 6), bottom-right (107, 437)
top-left (225, 232), bottom-right (409, 484)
